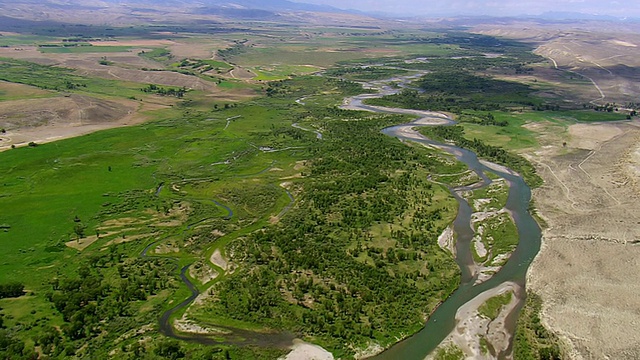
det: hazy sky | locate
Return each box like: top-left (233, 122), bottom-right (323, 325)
top-left (294, 0), bottom-right (640, 17)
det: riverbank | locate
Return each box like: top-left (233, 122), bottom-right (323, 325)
top-left (428, 282), bottom-right (520, 360)
top-left (281, 340), bottom-right (334, 360)
top-left (347, 74), bottom-right (541, 360)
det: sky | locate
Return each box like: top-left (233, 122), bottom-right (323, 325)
top-left (293, 0), bottom-right (640, 17)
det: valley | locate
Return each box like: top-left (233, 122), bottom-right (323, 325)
top-left (0, 2), bottom-right (639, 359)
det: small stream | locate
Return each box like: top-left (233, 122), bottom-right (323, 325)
top-left (145, 192), bottom-right (295, 348)
top-left (341, 74), bottom-right (542, 359)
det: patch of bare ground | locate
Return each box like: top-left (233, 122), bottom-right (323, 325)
top-left (0, 94), bottom-right (146, 150)
top-left (188, 260), bottom-right (219, 285)
top-left (65, 234), bottom-right (106, 251)
top-left (228, 66), bottom-right (257, 80)
top-left (209, 249), bottom-right (228, 271)
top-left (89, 40), bottom-right (174, 47)
top-left (0, 47), bottom-right (58, 65)
top-left (173, 314), bottom-right (229, 335)
top-left (0, 80), bottom-right (54, 99)
top-left (437, 226), bottom-right (456, 256)
top-left (168, 40), bottom-right (228, 59)
top-left (528, 119), bottom-right (640, 359)
top-left (281, 339), bottom-right (334, 360)
top-left (70, 59), bottom-right (220, 91)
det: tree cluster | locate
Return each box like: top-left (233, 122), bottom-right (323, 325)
top-left (141, 84), bottom-right (187, 98)
top-left (207, 112), bottom-right (460, 353)
top-left (0, 282), bottom-right (24, 299)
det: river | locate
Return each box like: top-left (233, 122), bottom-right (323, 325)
top-left (342, 74), bottom-right (542, 359)
top-left (153, 72), bottom-right (542, 359)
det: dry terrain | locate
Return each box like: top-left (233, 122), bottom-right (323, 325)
top-left (528, 119), bottom-right (640, 359)
top-left (0, 40), bottom-right (259, 149)
top-left (476, 23), bottom-right (640, 105)
top-left (0, 92), bottom-right (145, 149)
top-left (471, 23), bottom-right (640, 359)
top-left (429, 282), bottom-right (521, 360)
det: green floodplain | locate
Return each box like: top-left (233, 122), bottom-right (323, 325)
top-left (0, 23), bottom-right (630, 359)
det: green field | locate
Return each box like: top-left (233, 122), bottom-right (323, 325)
top-left (0, 57), bottom-right (158, 98)
top-left (0, 35), bottom-right (61, 47)
top-left (38, 45), bottom-right (134, 53)
top-left (0, 69), bottom-right (465, 358)
top-left (251, 64), bottom-right (320, 81)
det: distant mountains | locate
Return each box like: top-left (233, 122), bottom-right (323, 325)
top-left (0, 0), bottom-right (351, 16)
top-left (0, 0), bottom-right (371, 25)
top-left (0, 0), bottom-right (636, 29)
top-left (189, 0), bottom-right (348, 19)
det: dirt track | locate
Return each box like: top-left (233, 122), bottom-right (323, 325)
top-left (528, 120), bottom-right (640, 359)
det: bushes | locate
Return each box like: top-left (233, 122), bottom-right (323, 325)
top-left (513, 292), bottom-right (564, 360)
top-left (0, 282), bottom-right (24, 299)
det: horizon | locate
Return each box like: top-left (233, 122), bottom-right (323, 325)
top-left (291, 0), bottom-right (640, 18)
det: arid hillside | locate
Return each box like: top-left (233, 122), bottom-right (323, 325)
top-left (476, 22), bottom-right (640, 359)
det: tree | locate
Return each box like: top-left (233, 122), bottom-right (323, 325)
top-left (73, 223), bottom-right (85, 239)
top-left (154, 340), bottom-right (185, 359)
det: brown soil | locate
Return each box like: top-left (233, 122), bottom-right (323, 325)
top-left (209, 249), bottom-right (228, 271)
top-left (474, 24), bottom-right (640, 105)
top-left (0, 94), bottom-right (133, 129)
top-left (0, 80), bottom-right (54, 99)
top-left (469, 24), bottom-right (640, 359)
top-left (228, 66), bottom-right (256, 80)
top-left (0, 94), bottom-right (143, 149)
top-left (65, 237), bottom-right (97, 251)
top-left (168, 40), bottom-right (228, 60)
top-left (528, 120), bottom-right (640, 359)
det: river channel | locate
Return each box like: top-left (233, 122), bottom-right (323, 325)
top-left (342, 75), bottom-right (542, 359)
top-left (154, 72), bottom-right (542, 359)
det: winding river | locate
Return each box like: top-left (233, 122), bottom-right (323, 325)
top-left (150, 72), bottom-right (542, 359)
top-left (342, 74), bottom-right (542, 359)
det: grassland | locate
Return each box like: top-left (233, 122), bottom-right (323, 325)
top-left (0, 81), bottom-right (57, 101)
top-left (0, 57), bottom-right (151, 98)
top-left (0, 65), bottom-right (463, 358)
